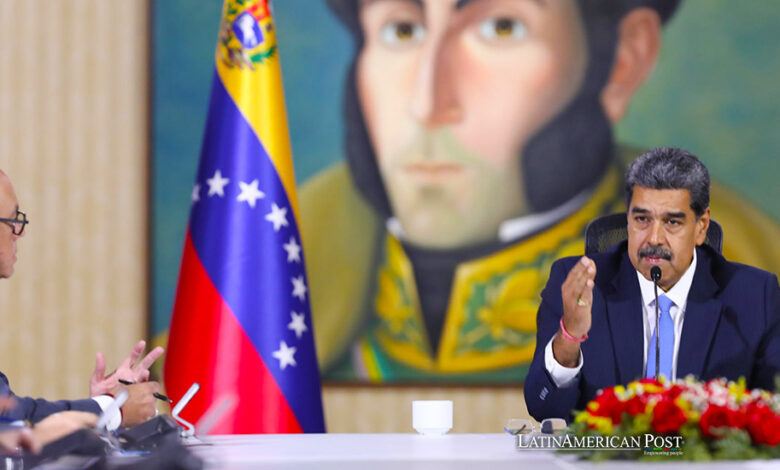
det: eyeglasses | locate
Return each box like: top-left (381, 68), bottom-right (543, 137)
top-left (0, 209), bottom-right (28, 235)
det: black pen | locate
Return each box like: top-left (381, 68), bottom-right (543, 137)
top-left (118, 378), bottom-right (173, 403)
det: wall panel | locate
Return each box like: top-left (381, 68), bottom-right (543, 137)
top-left (0, 0), bottom-right (149, 400)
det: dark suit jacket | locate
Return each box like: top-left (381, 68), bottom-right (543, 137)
top-left (524, 241), bottom-right (780, 422)
top-left (0, 371), bottom-right (101, 424)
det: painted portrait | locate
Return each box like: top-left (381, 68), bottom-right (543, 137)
top-left (152, 0), bottom-right (780, 384)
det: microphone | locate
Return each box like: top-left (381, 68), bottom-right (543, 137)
top-left (650, 266), bottom-right (662, 381)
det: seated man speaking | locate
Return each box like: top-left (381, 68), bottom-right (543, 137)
top-left (0, 169), bottom-right (162, 430)
top-left (524, 147), bottom-right (780, 422)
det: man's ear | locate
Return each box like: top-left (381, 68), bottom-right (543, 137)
top-left (600, 8), bottom-right (662, 123)
top-left (695, 207), bottom-right (711, 246)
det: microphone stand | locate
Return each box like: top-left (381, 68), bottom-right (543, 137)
top-left (651, 266), bottom-right (662, 381)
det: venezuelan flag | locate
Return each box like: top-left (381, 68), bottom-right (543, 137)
top-left (164, 0), bottom-right (325, 434)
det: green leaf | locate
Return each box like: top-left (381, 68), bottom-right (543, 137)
top-left (712, 429), bottom-right (757, 460)
top-left (767, 443), bottom-right (780, 458)
top-left (250, 45), bottom-right (277, 64)
top-left (568, 422), bottom-right (587, 435)
top-left (629, 414), bottom-right (651, 435)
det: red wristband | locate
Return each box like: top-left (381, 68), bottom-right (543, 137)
top-left (560, 318), bottom-right (588, 343)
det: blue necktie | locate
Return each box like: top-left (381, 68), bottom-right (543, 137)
top-left (646, 294), bottom-right (675, 380)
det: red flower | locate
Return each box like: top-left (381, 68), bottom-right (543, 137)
top-left (666, 385), bottom-right (684, 400)
top-left (651, 398), bottom-right (687, 434)
top-left (625, 395), bottom-right (647, 416)
top-left (700, 404), bottom-right (747, 439)
top-left (746, 403), bottom-right (780, 446)
top-left (591, 388), bottom-right (626, 424)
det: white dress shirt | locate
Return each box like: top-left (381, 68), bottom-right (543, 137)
top-left (544, 250), bottom-right (698, 387)
top-left (92, 395), bottom-right (123, 430)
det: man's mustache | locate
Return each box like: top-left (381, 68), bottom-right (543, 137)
top-left (639, 245), bottom-right (672, 261)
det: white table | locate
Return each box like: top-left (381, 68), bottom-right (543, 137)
top-left (187, 433), bottom-right (780, 470)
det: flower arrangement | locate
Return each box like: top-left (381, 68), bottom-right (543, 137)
top-left (568, 376), bottom-right (780, 460)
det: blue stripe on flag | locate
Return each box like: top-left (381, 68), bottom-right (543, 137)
top-left (188, 71), bottom-right (324, 432)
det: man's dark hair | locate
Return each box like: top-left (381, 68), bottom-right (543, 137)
top-left (326, 0), bottom-right (682, 217)
top-left (625, 147), bottom-right (710, 217)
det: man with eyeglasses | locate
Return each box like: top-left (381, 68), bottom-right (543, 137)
top-left (0, 170), bottom-right (163, 438)
top-left (0, 174), bottom-right (26, 279)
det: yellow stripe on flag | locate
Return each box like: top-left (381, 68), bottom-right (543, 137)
top-left (213, 1), bottom-right (301, 226)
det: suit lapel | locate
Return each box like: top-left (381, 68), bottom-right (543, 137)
top-left (605, 250), bottom-right (645, 383)
top-left (677, 247), bottom-right (722, 379)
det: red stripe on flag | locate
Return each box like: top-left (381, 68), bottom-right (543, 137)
top-left (164, 231), bottom-right (303, 434)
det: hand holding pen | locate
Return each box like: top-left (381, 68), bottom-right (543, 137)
top-left (118, 378), bottom-right (172, 403)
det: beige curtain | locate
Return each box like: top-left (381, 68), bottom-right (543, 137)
top-left (0, 0), bottom-right (148, 400)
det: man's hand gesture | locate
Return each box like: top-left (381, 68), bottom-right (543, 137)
top-left (560, 256), bottom-right (596, 338)
top-left (89, 340), bottom-right (164, 397)
top-left (552, 256), bottom-right (596, 367)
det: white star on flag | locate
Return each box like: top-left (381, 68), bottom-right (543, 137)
top-left (291, 275), bottom-right (307, 301)
top-left (206, 169), bottom-right (230, 197)
top-left (191, 183), bottom-right (200, 203)
top-left (272, 341), bottom-right (297, 370)
top-left (287, 311), bottom-right (308, 339)
top-left (283, 236), bottom-right (302, 263)
top-left (265, 203), bottom-right (289, 232)
top-left (236, 179), bottom-right (265, 208)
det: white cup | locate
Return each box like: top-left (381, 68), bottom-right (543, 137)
top-left (412, 400), bottom-right (453, 435)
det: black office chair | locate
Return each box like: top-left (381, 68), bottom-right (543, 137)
top-left (584, 212), bottom-right (723, 256)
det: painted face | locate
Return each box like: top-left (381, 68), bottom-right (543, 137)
top-left (627, 186), bottom-right (709, 290)
top-left (0, 172), bottom-right (23, 279)
top-left (357, 0), bottom-right (588, 248)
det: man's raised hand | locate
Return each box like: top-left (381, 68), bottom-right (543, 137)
top-left (552, 256), bottom-right (597, 368)
top-left (560, 256), bottom-right (596, 338)
top-left (89, 340), bottom-right (164, 397)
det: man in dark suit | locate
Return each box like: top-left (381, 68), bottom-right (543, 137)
top-left (524, 147), bottom-right (780, 422)
top-left (0, 169), bottom-right (162, 430)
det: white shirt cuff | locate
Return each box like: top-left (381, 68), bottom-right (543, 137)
top-left (544, 336), bottom-right (584, 388)
top-left (1, 420), bottom-right (26, 428)
top-left (92, 395), bottom-right (122, 430)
